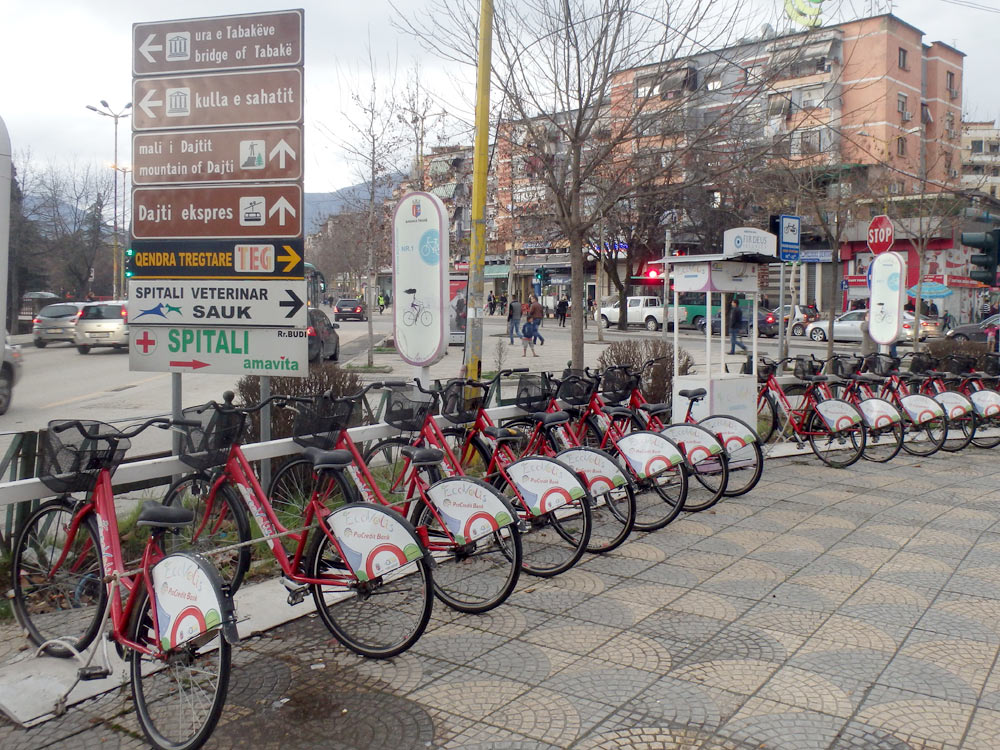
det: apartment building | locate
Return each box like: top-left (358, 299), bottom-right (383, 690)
top-left (961, 121), bottom-right (1000, 199)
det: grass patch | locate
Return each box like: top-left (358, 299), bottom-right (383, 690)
top-left (373, 345), bottom-right (396, 354)
top-left (344, 364), bottom-right (394, 373)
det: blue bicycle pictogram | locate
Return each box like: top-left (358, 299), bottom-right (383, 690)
top-left (419, 229), bottom-right (440, 266)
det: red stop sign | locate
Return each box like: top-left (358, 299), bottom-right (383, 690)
top-left (867, 214), bottom-right (895, 254)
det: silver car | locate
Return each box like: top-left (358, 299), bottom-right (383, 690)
top-left (75, 301), bottom-right (129, 354)
top-left (32, 302), bottom-right (85, 348)
top-left (806, 310), bottom-right (938, 343)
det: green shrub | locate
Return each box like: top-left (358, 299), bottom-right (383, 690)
top-left (596, 338), bottom-right (692, 404)
top-left (235, 364), bottom-right (364, 442)
top-left (926, 338), bottom-right (990, 369)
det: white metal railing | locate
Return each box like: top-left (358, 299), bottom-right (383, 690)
top-left (0, 405), bottom-right (527, 508)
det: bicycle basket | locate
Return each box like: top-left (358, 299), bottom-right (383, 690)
top-left (600, 369), bottom-right (639, 404)
top-left (983, 354), bottom-right (1000, 376)
top-left (947, 354), bottom-right (977, 375)
top-left (292, 395), bottom-right (360, 449)
top-left (909, 352), bottom-right (936, 374)
top-left (861, 354), bottom-right (896, 376)
top-left (793, 356), bottom-right (822, 380)
top-left (557, 373), bottom-right (597, 406)
top-left (831, 356), bottom-right (862, 378)
top-left (383, 386), bottom-right (436, 432)
top-left (177, 405), bottom-right (247, 471)
top-left (440, 380), bottom-right (486, 424)
top-left (40, 421), bottom-right (130, 494)
top-left (513, 373), bottom-right (552, 411)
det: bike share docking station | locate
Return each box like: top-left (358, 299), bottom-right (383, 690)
top-left (668, 228), bottom-right (778, 427)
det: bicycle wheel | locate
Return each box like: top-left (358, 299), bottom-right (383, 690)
top-left (419, 310), bottom-right (433, 326)
top-left (403, 309), bottom-right (416, 326)
top-left (686, 450), bottom-right (730, 512)
top-left (269, 455), bottom-right (350, 530)
top-left (441, 427), bottom-right (493, 479)
top-left (757, 392), bottom-right (777, 443)
top-left (161, 474), bottom-right (251, 593)
top-left (492, 472), bottom-right (591, 577)
top-left (364, 437), bottom-right (422, 504)
top-left (583, 481), bottom-right (635, 554)
top-left (863, 422), bottom-right (904, 463)
top-left (632, 462), bottom-right (688, 532)
top-left (306, 527), bottom-right (433, 658)
top-left (807, 410), bottom-right (866, 468)
top-left (940, 411), bottom-right (976, 452)
top-left (972, 413), bottom-right (1000, 448)
top-left (12, 498), bottom-right (106, 657)
top-left (721, 441), bottom-right (763, 496)
top-left (901, 414), bottom-right (947, 456)
top-left (129, 588), bottom-right (230, 750)
top-left (411, 499), bottom-right (521, 613)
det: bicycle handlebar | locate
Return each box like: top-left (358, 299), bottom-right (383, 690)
top-left (52, 417), bottom-right (197, 441)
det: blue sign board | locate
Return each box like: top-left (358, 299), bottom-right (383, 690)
top-left (779, 215), bottom-right (801, 262)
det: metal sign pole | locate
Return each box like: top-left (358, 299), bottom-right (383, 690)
top-left (777, 263), bottom-right (786, 361)
top-left (0, 116), bottom-right (10, 341)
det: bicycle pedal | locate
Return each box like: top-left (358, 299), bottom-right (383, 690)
top-left (77, 666), bottom-right (112, 681)
top-left (286, 589), bottom-right (308, 606)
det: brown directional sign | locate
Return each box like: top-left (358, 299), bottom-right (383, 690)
top-left (132, 126), bottom-right (302, 185)
top-left (133, 184), bottom-right (302, 239)
top-left (132, 69), bottom-right (302, 131)
top-left (129, 239), bottom-right (304, 279)
top-left (133, 10), bottom-right (303, 76)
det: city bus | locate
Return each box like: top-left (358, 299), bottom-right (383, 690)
top-left (674, 291), bottom-right (752, 329)
top-left (304, 262), bottom-right (327, 307)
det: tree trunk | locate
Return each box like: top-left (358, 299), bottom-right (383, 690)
top-left (911, 245), bottom-right (925, 352)
top-left (825, 256), bottom-right (838, 361)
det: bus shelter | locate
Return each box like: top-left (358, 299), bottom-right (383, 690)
top-left (668, 228), bottom-right (777, 426)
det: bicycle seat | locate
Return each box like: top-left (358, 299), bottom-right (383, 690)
top-left (678, 388), bottom-right (707, 400)
top-left (400, 446), bottom-right (444, 466)
top-left (137, 500), bottom-right (194, 529)
top-left (801, 374), bottom-right (827, 383)
top-left (601, 405), bottom-right (634, 419)
top-left (532, 411), bottom-right (570, 427)
top-left (904, 373), bottom-right (931, 381)
top-left (302, 447), bottom-right (354, 470)
top-left (483, 426), bottom-right (525, 442)
top-left (639, 402), bottom-right (670, 416)
top-left (851, 373), bottom-right (883, 383)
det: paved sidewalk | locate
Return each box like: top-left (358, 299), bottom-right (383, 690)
top-left (4, 447), bottom-right (1000, 748)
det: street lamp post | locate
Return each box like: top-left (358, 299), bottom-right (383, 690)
top-left (86, 101), bottom-right (131, 298)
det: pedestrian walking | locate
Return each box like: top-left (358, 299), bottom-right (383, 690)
top-left (556, 295), bottom-right (569, 327)
top-left (521, 317), bottom-right (538, 357)
top-left (982, 295), bottom-right (992, 322)
top-left (507, 295), bottom-right (522, 344)
top-left (727, 299), bottom-right (747, 355)
top-left (377, 293), bottom-right (385, 314)
top-left (499, 293), bottom-right (508, 314)
top-left (528, 294), bottom-right (545, 346)
top-left (488, 292), bottom-right (496, 316)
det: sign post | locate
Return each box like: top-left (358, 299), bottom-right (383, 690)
top-left (130, 10), bottom-right (306, 475)
top-left (869, 252), bottom-right (907, 347)
top-left (778, 215), bottom-right (801, 360)
top-left (392, 192), bottom-right (450, 382)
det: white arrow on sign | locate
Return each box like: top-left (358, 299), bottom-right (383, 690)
top-left (138, 88), bottom-right (162, 119)
top-left (268, 139), bottom-right (297, 169)
top-left (139, 33), bottom-right (162, 63)
top-left (268, 196), bottom-right (297, 225)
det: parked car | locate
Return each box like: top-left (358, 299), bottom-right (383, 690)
top-left (75, 301), bottom-right (129, 353)
top-left (946, 314), bottom-right (1000, 342)
top-left (32, 302), bottom-right (85, 348)
top-left (307, 308), bottom-right (340, 363)
top-left (696, 310), bottom-right (779, 337)
top-left (805, 310), bottom-right (937, 343)
top-left (773, 304), bottom-right (821, 336)
top-left (333, 298), bottom-right (367, 322)
top-left (595, 296), bottom-right (686, 331)
top-left (1, 333), bottom-right (23, 415)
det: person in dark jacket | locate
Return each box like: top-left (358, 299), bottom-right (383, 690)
top-left (728, 299), bottom-right (747, 355)
top-left (556, 296), bottom-right (569, 326)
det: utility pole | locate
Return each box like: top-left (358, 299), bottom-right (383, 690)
top-left (463, 0), bottom-right (494, 378)
top-left (596, 217), bottom-right (604, 342)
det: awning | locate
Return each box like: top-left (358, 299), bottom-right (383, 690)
top-left (770, 40), bottom-right (834, 67)
top-left (484, 264), bottom-right (510, 279)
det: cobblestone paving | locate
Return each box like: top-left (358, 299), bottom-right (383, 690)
top-left (4, 449), bottom-right (1000, 748)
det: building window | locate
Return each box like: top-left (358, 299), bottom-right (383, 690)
top-left (898, 47), bottom-right (908, 70)
top-left (946, 71), bottom-right (955, 91)
top-left (993, 168), bottom-right (999, 177)
top-left (897, 94), bottom-right (907, 113)
top-left (972, 140), bottom-right (984, 153)
top-left (896, 137), bottom-right (906, 157)
top-left (991, 143), bottom-right (1000, 154)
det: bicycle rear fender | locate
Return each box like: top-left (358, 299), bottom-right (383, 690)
top-left (899, 393), bottom-right (946, 424)
top-left (326, 503), bottom-right (429, 582)
top-left (813, 399), bottom-right (864, 431)
top-left (555, 447), bottom-right (630, 494)
top-left (855, 397), bottom-right (903, 429)
top-left (659, 424), bottom-right (724, 466)
top-left (697, 415), bottom-right (760, 455)
top-left (505, 457), bottom-right (588, 517)
top-left (150, 552), bottom-right (240, 651)
top-left (615, 431), bottom-right (684, 480)
top-left (931, 390), bottom-right (973, 420)
top-left (970, 389), bottom-right (1000, 417)
top-left (425, 477), bottom-right (517, 544)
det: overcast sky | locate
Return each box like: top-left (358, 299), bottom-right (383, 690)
top-left (3, 0), bottom-right (998, 196)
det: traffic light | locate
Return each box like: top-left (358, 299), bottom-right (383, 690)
top-left (962, 229), bottom-right (1000, 286)
top-left (534, 267), bottom-right (544, 283)
top-left (124, 247), bottom-right (135, 279)
top-left (646, 268), bottom-right (660, 279)
top-left (542, 268), bottom-right (552, 286)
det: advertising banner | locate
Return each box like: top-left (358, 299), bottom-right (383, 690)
top-left (869, 251), bottom-right (906, 345)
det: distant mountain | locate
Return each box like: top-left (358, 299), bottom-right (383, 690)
top-left (304, 174), bottom-right (405, 234)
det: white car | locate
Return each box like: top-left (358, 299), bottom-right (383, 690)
top-left (596, 296), bottom-right (687, 331)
